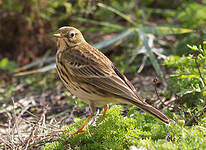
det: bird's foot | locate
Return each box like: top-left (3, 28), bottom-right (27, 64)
top-left (71, 129), bottom-right (88, 135)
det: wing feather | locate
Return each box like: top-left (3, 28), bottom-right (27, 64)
top-left (62, 46), bottom-right (145, 105)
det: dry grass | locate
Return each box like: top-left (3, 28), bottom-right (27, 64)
top-left (0, 95), bottom-right (81, 149)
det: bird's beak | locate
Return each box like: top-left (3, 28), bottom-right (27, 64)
top-left (53, 33), bottom-right (63, 38)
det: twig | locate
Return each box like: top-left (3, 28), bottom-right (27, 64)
top-left (193, 53), bottom-right (205, 86)
top-left (23, 105), bottom-right (48, 149)
top-left (153, 77), bottom-right (160, 100)
top-left (10, 97), bottom-right (18, 149)
top-left (137, 55), bottom-right (147, 73)
top-left (0, 137), bottom-right (13, 149)
top-left (153, 77), bottom-right (166, 108)
top-left (165, 121), bottom-right (177, 141)
top-left (64, 105), bottom-right (78, 125)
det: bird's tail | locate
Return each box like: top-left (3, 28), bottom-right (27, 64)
top-left (131, 101), bottom-right (171, 124)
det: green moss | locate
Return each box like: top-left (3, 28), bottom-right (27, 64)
top-left (43, 142), bottom-right (67, 150)
top-left (42, 105), bottom-right (206, 150)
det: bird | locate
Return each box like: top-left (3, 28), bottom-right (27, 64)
top-left (54, 26), bottom-right (171, 134)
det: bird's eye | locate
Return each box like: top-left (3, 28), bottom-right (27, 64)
top-left (70, 32), bottom-right (75, 38)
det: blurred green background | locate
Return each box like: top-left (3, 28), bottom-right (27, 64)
top-left (0, 0), bottom-right (205, 65)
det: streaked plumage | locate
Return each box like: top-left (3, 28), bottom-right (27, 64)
top-left (54, 26), bottom-right (171, 133)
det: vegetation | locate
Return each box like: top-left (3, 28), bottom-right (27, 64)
top-left (164, 44), bottom-right (206, 105)
top-left (0, 0), bottom-right (205, 149)
top-left (43, 106), bottom-right (206, 150)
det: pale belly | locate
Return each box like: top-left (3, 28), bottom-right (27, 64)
top-left (65, 82), bottom-right (117, 107)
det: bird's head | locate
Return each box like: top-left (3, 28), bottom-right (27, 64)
top-left (54, 26), bottom-right (85, 50)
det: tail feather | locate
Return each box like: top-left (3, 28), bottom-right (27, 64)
top-left (131, 101), bottom-right (171, 124)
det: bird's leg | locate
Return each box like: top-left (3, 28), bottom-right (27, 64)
top-left (88, 105), bottom-right (109, 133)
top-left (72, 112), bottom-right (94, 135)
top-left (72, 103), bottom-right (95, 135)
top-left (100, 105), bottom-right (109, 123)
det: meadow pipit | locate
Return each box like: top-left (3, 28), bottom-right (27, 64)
top-left (54, 26), bottom-right (171, 134)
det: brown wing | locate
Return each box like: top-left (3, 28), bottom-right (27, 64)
top-left (62, 44), bottom-right (145, 105)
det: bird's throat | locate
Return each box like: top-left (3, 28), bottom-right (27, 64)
top-left (57, 38), bottom-right (80, 51)
top-left (57, 39), bottom-right (67, 51)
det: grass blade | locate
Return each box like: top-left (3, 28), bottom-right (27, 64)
top-left (14, 56), bottom-right (55, 73)
top-left (14, 64), bottom-right (56, 76)
top-left (97, 3), bottom-right (137, 27)
top-left (94, 30), bottom-right (133, 51)
top-left (141, 26), bottom-right (194, 35)
top-left (76, 17), bottom-right (124, 30)
top-left (137, 29), bottom-right (163, 78)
